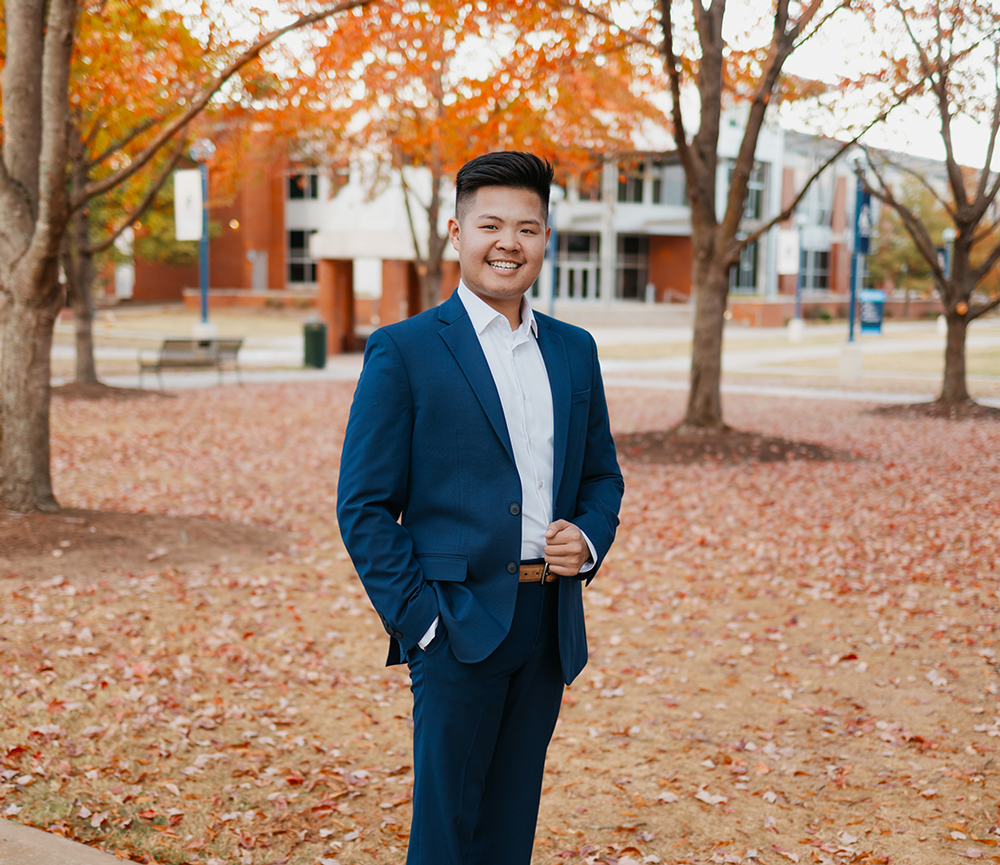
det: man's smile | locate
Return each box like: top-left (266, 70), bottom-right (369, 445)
top-left (488, 260), bottom-right (522, 272)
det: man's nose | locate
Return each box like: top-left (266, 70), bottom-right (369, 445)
top-left (494, 229), bottom-right (520, 249)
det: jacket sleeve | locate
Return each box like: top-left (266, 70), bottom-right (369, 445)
top-left (336, 330), bottom-right (439, 653)
top-left (570, 335), bottom-right (624, 583)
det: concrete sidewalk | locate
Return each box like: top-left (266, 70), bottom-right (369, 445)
top-left (63, 354), bottom-right (1000, 409)
top-left (0, 817), bottom-right (122, 864)
top-left (602, 375), bottom-right (1000, 408)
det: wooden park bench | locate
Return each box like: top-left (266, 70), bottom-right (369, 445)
top-left (138, 338), bottom-right (243, 389)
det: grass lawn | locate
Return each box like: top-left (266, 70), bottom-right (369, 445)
top-left (764, 345), bottom-right (1000, 377)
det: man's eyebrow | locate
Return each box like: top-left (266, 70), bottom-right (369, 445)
top-left (474, 213), bottom-right (544, 227)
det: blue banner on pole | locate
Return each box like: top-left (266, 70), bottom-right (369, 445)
top-left (859, 289), bottom-right (886, 334)
top-left (854, 191), bottom-right (872, 255)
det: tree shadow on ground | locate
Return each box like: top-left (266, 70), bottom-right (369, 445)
top-left (0, 509), bottom-right (289, 580)
top-left (51, 382), bottom-right (173, 401)
top-left (867, 400), bottom-right (1000, 421)
top-left (615, 427), bottom-right (855, 466)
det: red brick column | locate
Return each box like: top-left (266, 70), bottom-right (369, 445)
top-left (317, 259), bottom-right (355, 354)
top-left (381, 260), bottom-right (416, 325)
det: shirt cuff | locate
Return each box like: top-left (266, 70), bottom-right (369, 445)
top-left (417, 615), bottom-right (439, 650)
top-left (578, 530), bottom-right (597, 574)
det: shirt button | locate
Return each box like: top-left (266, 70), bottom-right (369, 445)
top-left (538, 482), bottom-right (544, 488)
top-left (506, 562), bottom-right (518, 574)
top-left (509, 503), bottom-right (521, 515)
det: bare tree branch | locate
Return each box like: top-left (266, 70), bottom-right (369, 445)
top-left (974, 42), bottom-right (1000, 203)
top-left (873, 152), bottom-right (957, 220)
top-left (970, 233), bottom-right (1000, 285)
top-left (861, 154), bottom-right (950, 299)
top-left (738, 138), bottom-right (853, 251)
top-left (970, 211), bottom-right (1000, 245)
top-left (399, 167), bottom-right (428, 269)
top-left (86, 110), bottom-right (171, 171)
top-left (970, 292), bottom-right (1000, 321)
top-left (658, 0), bottom-right (696, 189)
top-left (74, 0), bottom-right (375, 209)
top-left (84, 136), bottom-right (187, 255)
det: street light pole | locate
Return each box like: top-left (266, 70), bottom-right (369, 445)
top-left (788, 211), bottom-right (808, 343)
top-left (190, 138), bottom-right (216, 337)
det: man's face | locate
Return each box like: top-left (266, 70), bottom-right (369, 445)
top-left (447, 185), bottom-right (550, 309)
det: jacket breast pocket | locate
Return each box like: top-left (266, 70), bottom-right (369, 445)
top-left (417, 554), bottom-right (468, 582)
top-left (571, 389), bottom-right (591, 406)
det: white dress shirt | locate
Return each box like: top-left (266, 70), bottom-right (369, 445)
top-left (418, 284), bottom-right (594, 649)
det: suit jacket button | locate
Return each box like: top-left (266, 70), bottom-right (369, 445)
top-left (506, 562), bottom-right (518, 574)
top-left (509, 503), bottom-right (520, 515)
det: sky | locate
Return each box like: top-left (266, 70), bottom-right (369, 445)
top-left (174, 0), bottom-right (998, 172)
top-left (781, 13), bottom-right (997, 170)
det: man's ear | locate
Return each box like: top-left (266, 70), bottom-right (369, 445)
top-left (447, 216), bottom-right (461, 251)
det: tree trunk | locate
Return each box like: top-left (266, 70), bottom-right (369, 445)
top-left (940, 313), bottom-right (970, 404)
top-left (67, 127), bottom-right (100, 384)
top-left (419, 267), bottom-right (442, 313)
top-left (72, 268), bottom-right (98, 384)
top-left (682, 246), bottom-right (729, 430)
top-left (67, 205), bottom-right (99, 384)
top-left (0, 285), bottom-right (63, 512)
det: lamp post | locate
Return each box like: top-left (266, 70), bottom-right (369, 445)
top-left (839, 150), bottom-right (869, 381)
top-left (190, 138), bottom-right (216, 337)
top-left (938, 227), bottom-right (956, 336)
top-left (788, 211), bottom-right (808, 343)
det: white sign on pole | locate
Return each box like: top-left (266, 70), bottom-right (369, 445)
top-left (776, 229), bottom-right (800, 275)
top-left (174, 170), bottom-right (203, 241)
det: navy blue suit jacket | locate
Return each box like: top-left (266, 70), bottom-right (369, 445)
top-left (336, 290), bottom-right (624, 685)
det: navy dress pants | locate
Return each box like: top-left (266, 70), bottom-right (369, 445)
top-left (405, 580), bottom-right (565, 865)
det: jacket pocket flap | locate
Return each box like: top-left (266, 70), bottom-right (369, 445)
top-left (417, 555), bottom-right (468, 582)
top-left (571, 388), bottom-right (591, 404)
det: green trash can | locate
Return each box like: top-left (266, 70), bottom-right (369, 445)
top-left (303, 317), bottom-right (327, 369)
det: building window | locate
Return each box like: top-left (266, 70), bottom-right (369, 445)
top-left (617, 160), bottom-right (645, 203)
top-left (616, 235), bottom-right (649, 300)
top-left (744, 162), bottom-right (766, 219)
top-left (799, 249), bottom-right (830, 289)
top-left (729, 240), bottom-right (758, 293)
top-left (288, 230), bottom-right (317, 283)
top-left (726, 161), bottom-right (767, 220)
top-left (805, 175), bottom-right (832, 226)
top-left (652, 160), bottom-right (687, 206)
top-left (555, 233), bottom-right (601, 300)
top-left (288, 171), bottom-right (319, 200)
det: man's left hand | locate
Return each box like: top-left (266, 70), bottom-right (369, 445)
top-left (544, 520), bottom-right (591, 576)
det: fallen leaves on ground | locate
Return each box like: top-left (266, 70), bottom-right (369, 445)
top-left (0, 381), bottom-right (997, 865)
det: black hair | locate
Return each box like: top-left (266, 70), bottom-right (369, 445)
top-left (454, 151), bottom-right (554, 221)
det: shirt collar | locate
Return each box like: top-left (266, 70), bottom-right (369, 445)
top-left (458, 281), bottom-right (538, 338)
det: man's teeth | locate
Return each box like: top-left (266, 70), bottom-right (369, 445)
top-left (489, 261), bottom-right (520, 270)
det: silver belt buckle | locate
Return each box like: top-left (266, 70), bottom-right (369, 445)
top-left (540, 562), bottom-right (552, 584)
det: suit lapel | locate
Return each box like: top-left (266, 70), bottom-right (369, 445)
top-left (536, 319), bottom-right (571, 502)
top-left (438, 297), bottom-right (515, 465)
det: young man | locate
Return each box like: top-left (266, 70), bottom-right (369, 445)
top-left (337, 151), bottom-right (624, 865)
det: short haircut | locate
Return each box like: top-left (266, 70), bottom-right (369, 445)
top-left (454, 151), bottom-right (554, 222)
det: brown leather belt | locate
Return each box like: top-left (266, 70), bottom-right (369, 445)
top-left (519, 562), bottom-right (557, 584)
